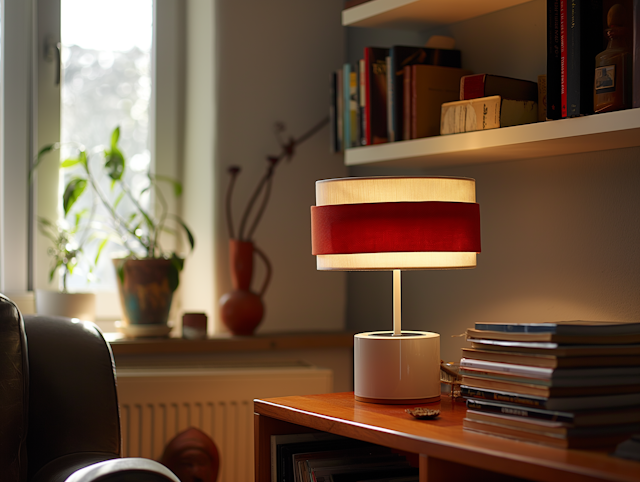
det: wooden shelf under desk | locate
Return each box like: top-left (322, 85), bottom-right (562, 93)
top-left (253, 392), bottom-right (640, 482)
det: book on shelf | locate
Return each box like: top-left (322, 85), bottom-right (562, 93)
top-left (294, 449), bottom-right (397, 482)
top-left (460, 373), bottom-right (640, 397)
top-left (459, 73), bottom-right (538, 101)
top-left (565, 0), bottom-right (604, 117)
top-left (336, 69), bottom-right (344, 152)
top-left (388, 45), bottom-right (462, 141)
top-left (547, 0), bottom-right (562, 119)
top-left (468, 338), bottom-right (640, 356)
top-left (359, 59), bottom-right (366, 146)
top-left (537, 74), bottom-right (547, 122)
top-left (405, 64), bottom-right (471, 140)
top-left (330, 71), bottom-right (338, 153)
top-left (460, 357), bottom-right (640, 380)
top-left (462, 416), bottom-right (639, 448)
top-left (466, 327), bottom-right (640, 344)
top-left (474, 319), bottom-right (640, 335)
top-left (440, 95), bottom-right (537, 135)
top-left (460, 385), bottom-right (640, 411)
top-left (634, 0), bottom-right (640, 107)
top-left (466, 397), bottom-right (640, 426)
top-left (560, 0), bottom-right (567, 116)
top-left (364, 47), bottom-right (389, 145)
top-left (461, 347), bottom-right (640, 368)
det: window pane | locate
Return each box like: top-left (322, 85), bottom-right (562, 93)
top-left (60, 0), bottom-right (153, 295)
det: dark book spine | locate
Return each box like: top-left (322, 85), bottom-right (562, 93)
top-left (466, 398), bottom-right (575, 423)
top-left (567, 0), bottom-right (603, 117)
top-left (461, 386), bottom-right (549, 409)
top-left (366, 47), bottom-right (389, 145)
top-left (330, 72), bottom-right (338, 153)
top-left (460, 74), bottom-right (486, 100)
top-left (634, 0), bottom-right (640, 107)
top-left (561, 0), bottom-right (568, 117)
top-left (547, 0), bottom-right (563, 119)
top-left (364, 48), bottom-right (372, 145)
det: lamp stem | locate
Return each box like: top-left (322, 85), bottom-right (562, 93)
top-left (393, 269), bottom-right (401, 336)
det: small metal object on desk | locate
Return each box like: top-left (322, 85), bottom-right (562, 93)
top-left (406, 407), bottom-right (440, 420)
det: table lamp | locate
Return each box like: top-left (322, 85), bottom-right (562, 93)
top-left (311, 176), bottom-right (481, 404)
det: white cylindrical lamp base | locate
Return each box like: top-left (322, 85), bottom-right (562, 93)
top-left (354, 331), bottom-right (441, 404)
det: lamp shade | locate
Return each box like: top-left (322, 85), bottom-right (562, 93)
top-left (311, 176), bottom-right (481, 270)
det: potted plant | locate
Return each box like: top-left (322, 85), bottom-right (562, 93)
top-left (34, 216), bottom-right (98, 321)
top-left (34, 126), bottom-right (194, 335)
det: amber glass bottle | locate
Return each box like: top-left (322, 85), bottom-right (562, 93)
top-left (594, 4), bottom-right (632, 113)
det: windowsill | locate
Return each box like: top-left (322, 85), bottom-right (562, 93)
top-left (106, 331), bottom-right (355, 356)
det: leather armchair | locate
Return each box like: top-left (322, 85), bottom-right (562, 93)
top-left (0, 293), bottom-right (180, 482)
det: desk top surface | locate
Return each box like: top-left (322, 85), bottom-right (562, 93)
top-left (254, 392), bottom-right (640, 482)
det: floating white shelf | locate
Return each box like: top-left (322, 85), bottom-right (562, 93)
top-left (344, 108), bottom-right (640, 169)
top-left (342, 0), bottom-right (534, 30)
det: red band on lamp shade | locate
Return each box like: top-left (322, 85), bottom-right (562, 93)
top-left (311, 202), bottom-right (481, 255)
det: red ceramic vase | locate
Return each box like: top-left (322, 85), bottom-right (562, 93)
top-left (219, 239), bottom-right (271, 336)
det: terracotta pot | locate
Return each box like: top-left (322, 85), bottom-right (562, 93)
top-left (113, 258), bottom-right (176, 327)
top-left (219, 239), bottom-right (271, 336)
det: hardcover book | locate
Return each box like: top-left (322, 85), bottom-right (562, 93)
top-left (461, 347), bottom-right (640, 368)
top-left (408, 64), bottom-right (471, 139)
top-left (566, 0), bottom-right (603, 117)
top-left (459, 74), bottom-right (538, 101)
top-left (364, 47), bottom-right (389, 145)
top-left (462, 417), bottom-right (639, 448)
top-left (440, 95), bottom-right (537, 135)
top-left (474, 320), bottom-right (640, 335)
top-left (547, 0), bottom-right (562, 119)
top-left (389, 45), bottom-right (462, 141)
top-left (466, 397), bottom-right (640, 426)
top-left (468, 338), bottom-right (640, 356)
top-left (460, 385), bottom-right (640, 410)
top-left (466, 327), bottom-right (640, 344)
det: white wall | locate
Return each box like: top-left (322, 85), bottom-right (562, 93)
top-left (181, 0), bottom-right (348, 334)
top-left (348, 147), bottom-right (640, 362)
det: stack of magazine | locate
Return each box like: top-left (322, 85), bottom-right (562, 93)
top-left (460, 320), bottom-right (640, 448)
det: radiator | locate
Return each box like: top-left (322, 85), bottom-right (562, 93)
top-left (115, 364), bottom-right (333, 482)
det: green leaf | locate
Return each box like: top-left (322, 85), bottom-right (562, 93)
top-left (30, 143), bottom-right (60, 181)
top-left (61, 158), bottom-right (81, 168)
top-left (168, 254), bottom-right (183, 292)
top-left (104, 147), bottom-right (125, 181)
top-left (63, 178), bottom-right (87, 215)
top-left (111, 126), bottom-right (120, 149)
top-left (95, 238), bottom-right (108, 266)
top-left (178, 218), bottom-right (195, 251)
top-left (154, 174), bottom-right (183, 197)
top-left (78, 150), bottom-right (88, 168)
top-left (115, 258), bottom-right (126, 285)
top-left (113, 191), bottom-right (125, 208)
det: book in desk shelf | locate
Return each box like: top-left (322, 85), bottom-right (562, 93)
top-left (475, 320), bottom-right (640, 335)
top-left (460, 374), bottom-right (640, 397)
top-left (460, 74), bottom-right (538, 101)
top-left (459, 366), bottom-right (635, 388)
top-left (364, 47), bottom-right (389, 146)
top-left (440, 95), bottom-right (537, 135)
top-left (388, 45), bottom-right (461, 141)
top-left (634, 0), bottom-right (640, 108)
top-left (311, 458), bottom-right (412, 482)
top-left (292, 447), bottom-right (394, 482)
top-left (461, 385), bottom-right (640, 411)
top-left (465, 410), bottom-right (640, 437)
top-left (462, 417), bottom-right (637, 448)
top-left (460, 357), bottom-right (640, 380)
top-left (466, 327), bottom-right (640, 344)
top-left (466, 397), bottom-right (640, 426)
top-left (461, 347), bottom-right (640, 368)
top-left (468, 338), bottom-right (640, 357)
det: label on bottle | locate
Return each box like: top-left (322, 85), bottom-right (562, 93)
top-left (595, 65), bottom-right (616, 94)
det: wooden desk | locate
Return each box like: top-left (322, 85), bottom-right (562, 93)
top-left (253, 392), bottom-right (640, 482)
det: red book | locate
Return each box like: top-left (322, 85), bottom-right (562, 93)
top-left (460, 74), bottom-right (538, 102)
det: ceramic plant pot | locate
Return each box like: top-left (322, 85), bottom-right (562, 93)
top-left (35, 290), bottom-right (96, 321)
top-left (113, 258), bottom-right (178, 336)
top-left (219, 239), bottom-right (271, 336)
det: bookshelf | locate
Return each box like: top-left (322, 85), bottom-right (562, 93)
top-left (341, 0), bottom-right (640, 169)
top-left (254, 392), bottom-right (640, 482)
